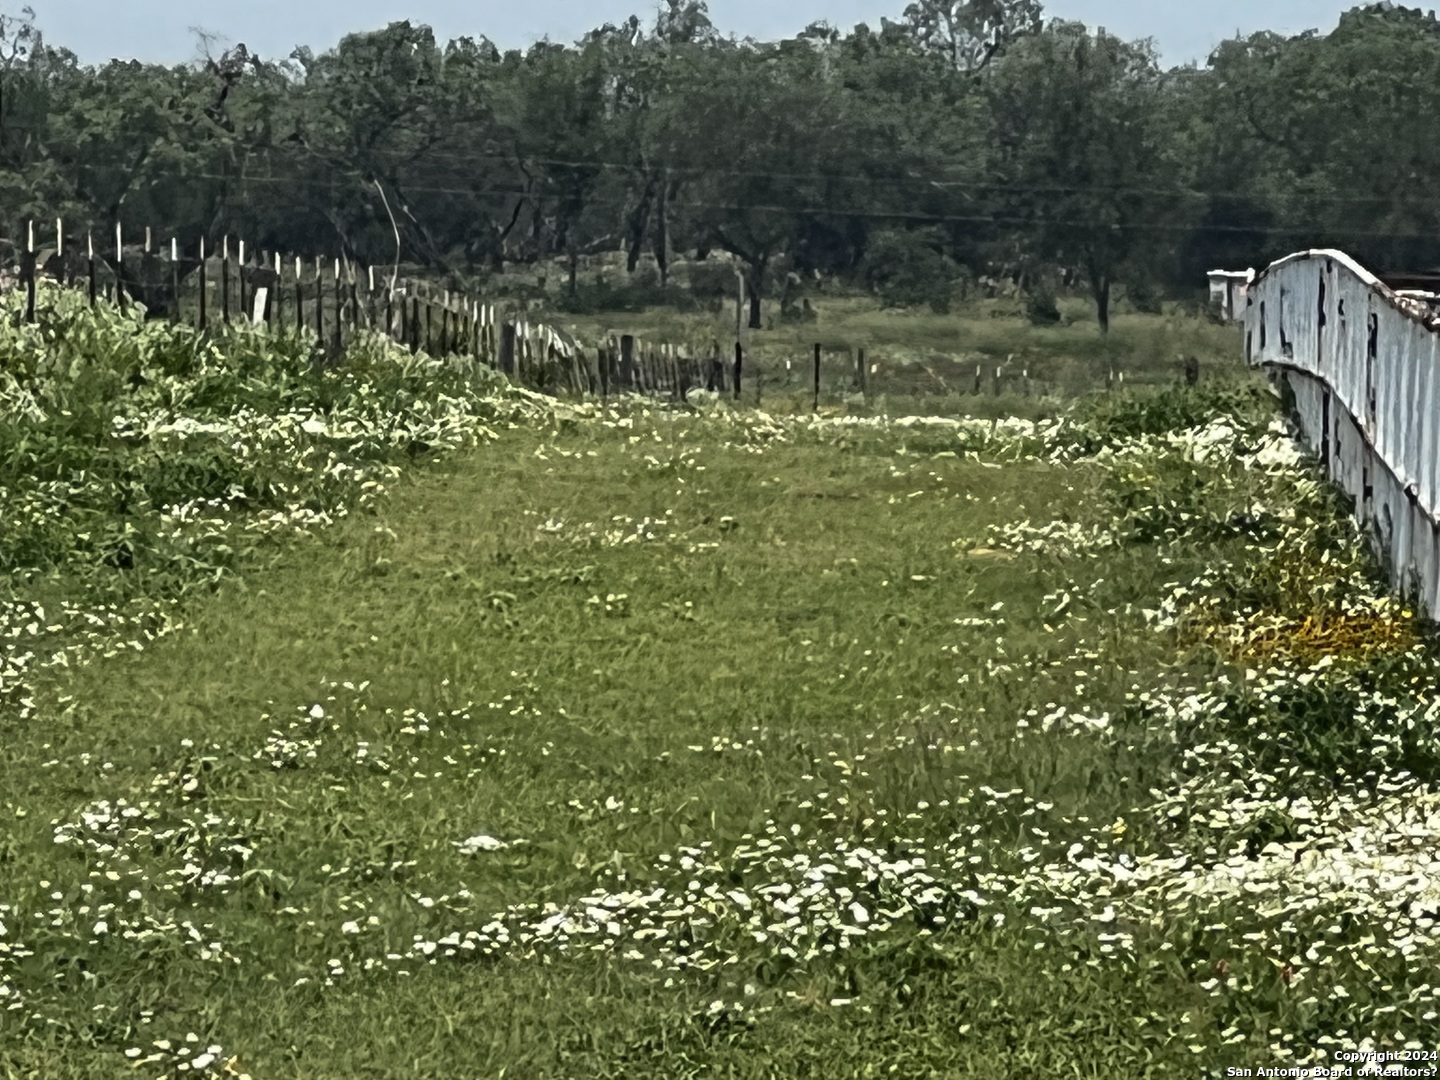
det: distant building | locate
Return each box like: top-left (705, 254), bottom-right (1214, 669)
top-left (1207, 268), bottom-right (1255, 322)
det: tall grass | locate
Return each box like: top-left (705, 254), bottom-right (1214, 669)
top-left (3, 285), bottom-right (1431, 1078)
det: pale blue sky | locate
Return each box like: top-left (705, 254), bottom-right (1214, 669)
top-left (26, 0), bottom-right (1356, 68)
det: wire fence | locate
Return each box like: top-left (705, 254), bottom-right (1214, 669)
top-left (4, 219), bottom-right (1230, 411)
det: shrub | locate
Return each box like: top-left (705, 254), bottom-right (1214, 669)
top-left (0, 280), bottom-right (534, 602)
top-left (1126, 277), bottom-right (1165, 315)
top-left (686, 261), bottom-right (738, 305)
top-left (1024, 286), bottom-right (1062, 326)
top-left (861, 229), bottom-right (956, 314)
top-left (630, 261), bottom-right (662, 290)
top-left (552, 279), bottom-right (692, 315)
top-left (1069, 379), bottom-right (1276, 446)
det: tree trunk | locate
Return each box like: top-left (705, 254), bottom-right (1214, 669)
top-left (653, 175), bottom-right (669, 288)
top-left (530, 203), bottom-right (545, 259)
top-left (626, 174), bottom-right (656, 274)
top-left (743, 256), bottom-right (769, 329)
top-left (1093, 273), bottom-right (1111, 334)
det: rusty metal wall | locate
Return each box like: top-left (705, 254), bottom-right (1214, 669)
top-left (1243, 249), bottom-right (1440, 615)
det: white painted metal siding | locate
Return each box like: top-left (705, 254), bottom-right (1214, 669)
top-left (1243, 249), bottom-right (1440, 615)
top-left (1208, 270), bottom-right (1254, 323)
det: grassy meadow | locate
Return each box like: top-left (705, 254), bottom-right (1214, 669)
top-left (494, 256), bottom-right (1243, 416)
top-left (573, 297), bottom-right (1241, 416)
top-left (2, 282), bottom-right (1437, 1078)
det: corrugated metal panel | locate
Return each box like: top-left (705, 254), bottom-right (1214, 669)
top-left (1419, 337), bottom-right (1439, 513)
top-left (1208, 270), bottom-right (1254, 322)
top-left (1243, 249), bottom-right (1440, 616)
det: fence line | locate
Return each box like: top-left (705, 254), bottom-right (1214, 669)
top-left (1242, 248), bottom-right (1440, 616)
top-left (4, 220), bottom-right (758, 404)
top-left (5, 221), bottom-right (1181, 409)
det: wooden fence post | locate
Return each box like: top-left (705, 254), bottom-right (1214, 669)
top-left (87, 233), bottom-right (96, 309)
top-left (314, 257), bottom-right (324, 346)
top-left (365, 265), bottom-right (376, 334)
top-left (349, 263), bottom-right (361, 335)
top-left (620, 333), bottom-right (635, 391)
top-left (294, 256), bottom-right (303, 338)
top-left (197, 237), bottom-right (207, 330)
top-left (140, 226), bottom-right (150, 310)
top-left (407, 288), bottom-right (418, 352)
top-left (857, 347), bottom-right (866, 397)
top-left (170, 237), bottom-right (179, 320)
top-left (499, 322), bottom-right (516, 375)
top-left (813, 342), bottom-right (821, 412)
top-left (21, 219), bottom-right (35, 323)
top-left (238, 239), bottom-right (248, 326)
top-left (270, 252), bottom-right (281, 329)
top-left (734, 340), bottom-right (743, 400)
top-left (115, 223), bottom-right (125, 309)
top-left (333, 258), bottom-right (343, 356)
top-left (221, 236), bottom-right (230, 324)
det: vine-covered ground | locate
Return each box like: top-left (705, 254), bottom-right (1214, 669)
top-left (1, 288), bottom-right (1433, 1078)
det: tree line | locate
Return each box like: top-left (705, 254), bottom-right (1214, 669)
top-left (1, 0), bottom-right (1436, 331)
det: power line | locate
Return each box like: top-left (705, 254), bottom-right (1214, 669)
top-left (41, 144), bottom-right (1440, 210)
top-left (12, 167), bottom-right (1439, 245)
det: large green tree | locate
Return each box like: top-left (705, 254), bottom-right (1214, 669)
top-left (894, 0), bottom-right (1042, 71)
top-left (8, 0), bottom-right (1440, 307)
top-left (659, 38), bottom-right (859, 327)
top-left (1207, 5), bottom-right (1440, 272)
top-left (984, 20), bottom-right (1180, 330)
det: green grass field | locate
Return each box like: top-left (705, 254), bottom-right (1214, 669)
top-left (558, 291), bottom-right (1243, 413)
top-left (2, 287), bottom-right (1436, 1078)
